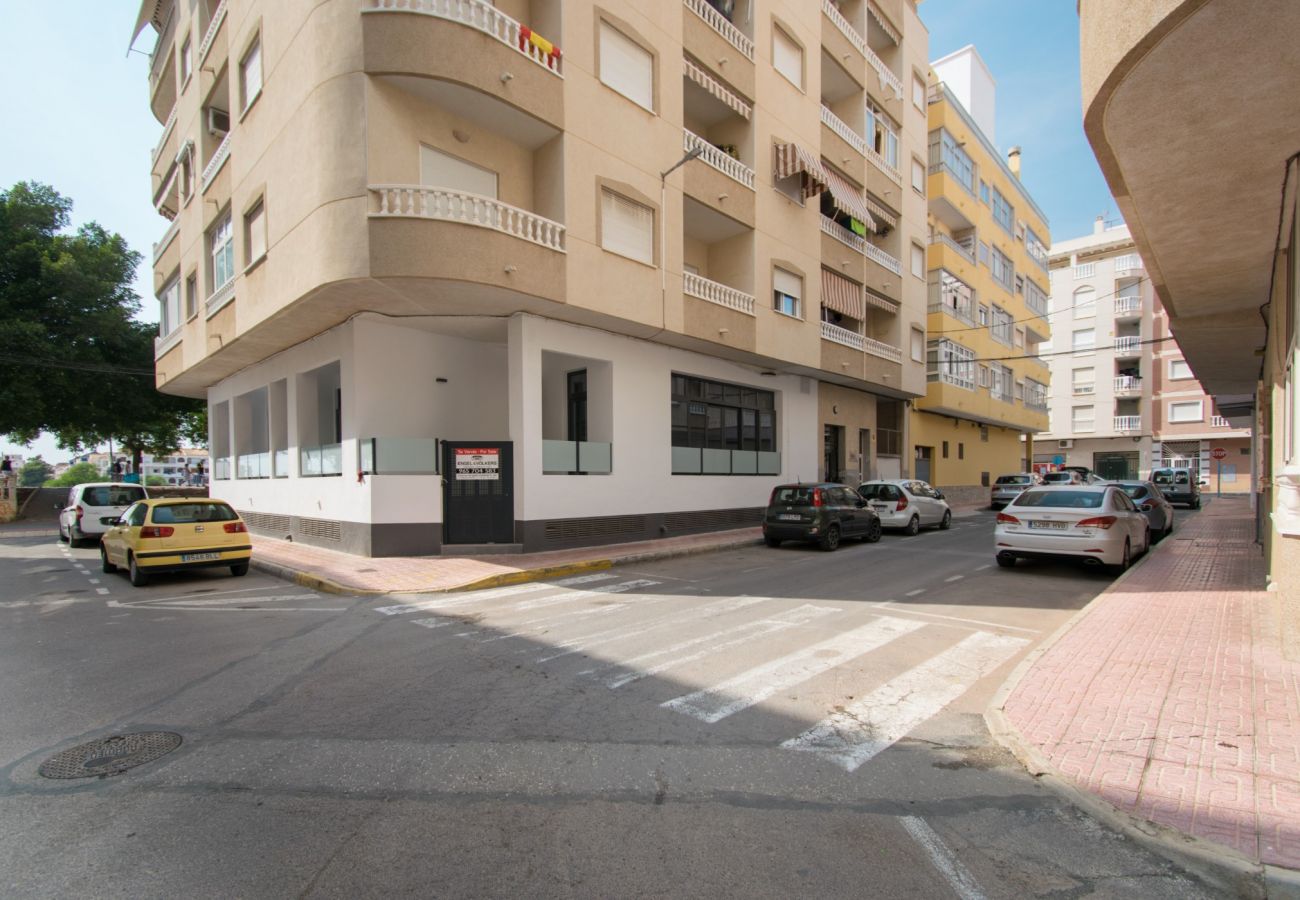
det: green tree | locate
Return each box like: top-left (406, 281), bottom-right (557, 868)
top-left (17, 455), bottom-right (53, 486)
top-left (45, 462), bottom-right (103, 488)
top-left (0, 182), bottom-right (204, 463)
top-left (144, 475), bottom-right (167, 487)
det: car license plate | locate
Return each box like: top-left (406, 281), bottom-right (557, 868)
top-left (871, 503), bottom-right (888, 511)
top-left (777, 514), bottom-right (801, 521)
top-left (181, 552), bottom-right (221, 562)
top-left (1028, 521), bottom-right (1068, 530)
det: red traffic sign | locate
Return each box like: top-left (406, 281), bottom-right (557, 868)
top-left (1211, 447), bottom-right (1228, 460)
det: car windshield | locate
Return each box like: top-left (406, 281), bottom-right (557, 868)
top-left (1042, 473), bottom-right (1073, 483)
top-left (150, 502), bottom-right (239, 524)
top-left (858, 484), bottom-right (899, 500)
top-left (995, 475), bottom-right (1032, 485)
top-left (770, 487), bottom-right (816, 506)
top-left (1120, 485), bottom-right (1148, 499)
top-left (83, 486), bottom-right (147, 507)
top-left (1012, 490), bottom-right (1104, 509)
top-left (1151, 470), bottom-right (1190, 486)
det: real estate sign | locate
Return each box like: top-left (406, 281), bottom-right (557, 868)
top-left (454, 447), bottom-right (500, 481)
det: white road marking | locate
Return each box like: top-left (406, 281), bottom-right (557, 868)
top-left (410, 618), bottom-right (451, 629)
top-left (944, 575), bottom-right (964, 583)
top-left (663, 616), bottom-right (925, 723)
top-left (514, 579), bottom-right (660, 611)
top-left (95, 588), bottom-right (110, 595)
top-left (863, 603), bottom-right (1038, 635)
top-left (594, 604), bottom-right (841, 689)
top-left (88, 578), bottom-right (100, 585)
top-left (974, 565), bottom-right (992, 571)
top-left (899, 816), bottom-right (986, 900)
top-left (781, 631), bottom-right (1028, 771)
top-left (905, 588), bottom-right (926, 597)
top-left (374, 583), bottom-right (552, 616)
top-left (140, 593), bottom-right (322, 608)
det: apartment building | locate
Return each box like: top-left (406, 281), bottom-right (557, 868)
top-left (1039, 220), bottom-right (1251, 488)
top-left (912, 47), bottom-right (1051, 503)
top-left (130, 0), bottom-right (929, 555)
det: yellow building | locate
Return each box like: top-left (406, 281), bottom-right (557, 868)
top-left (911, 47), bottom-right (1051, 504)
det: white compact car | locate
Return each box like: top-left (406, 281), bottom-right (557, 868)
top-left (59, 482), bottom-right (149, 545)
top-left (858, 479), bottom-right (952, 534)
top-left (994, 484), bottom-right (1151, 572)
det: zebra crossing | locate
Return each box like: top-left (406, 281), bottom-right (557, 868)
top-left (371, 572), bottom-right (1029, 772)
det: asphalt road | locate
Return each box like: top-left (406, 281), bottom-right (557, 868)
top-left (0, 510), bottom-right (1218, 898)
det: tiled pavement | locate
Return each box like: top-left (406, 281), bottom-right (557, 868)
top-left (994, 496), bottom-right (1300, 876)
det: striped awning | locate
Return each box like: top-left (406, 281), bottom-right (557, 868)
top-left (864, 193), bottom-right (899, 230)
top-left (822, 165), bottom-right (877, 232)
top-left (863, 288), bottom-right (899, 314)
top-left (821, 268), bottom-right (866, 320)
top-left (867, 1), bottom-right (901, 45)
top-left (773, 142), bottom-right (829, 200)
top-left (683, 57), bottom-right (751, 120)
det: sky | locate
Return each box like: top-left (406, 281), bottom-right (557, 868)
top-left (0, 0), bottom-right (1114, 464)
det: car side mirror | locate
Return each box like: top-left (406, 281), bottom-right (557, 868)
top-left (934, 490), bottom-right (945, 500)
top-left (855, 499), bottom-right (867, 508)
top-left (1139, 503), bottom-right (1153, 511)
top-left (100, 516), bottom-right (121, 526)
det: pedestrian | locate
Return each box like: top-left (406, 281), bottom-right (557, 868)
top-left (182, 462), bottom-right (192, 485)
top-left (195, 461), bottom-right (205, 485)
top-left (0, 455), bottom-right (12, 490)
top-left (111, 457), bottom-right (123, 478)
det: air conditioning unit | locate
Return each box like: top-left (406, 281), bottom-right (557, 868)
top-left (1057, 440), bottom-right (1074, 449)
top-left (207, 107), bottom-right (230, 135)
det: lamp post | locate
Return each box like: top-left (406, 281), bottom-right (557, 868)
top-left (660, 145), bottom-right (705, 295)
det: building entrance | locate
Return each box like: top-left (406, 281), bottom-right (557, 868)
top-left (1093, 451), bottom-right (1138, 481)
top-left (442, 441), bottom-right (514, 545)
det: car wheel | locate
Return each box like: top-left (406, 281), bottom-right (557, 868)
top-left (903, 515), bottom-right (920, 536)
top-left (1112, 540), bottom-right (1131, 575)
top-left (864, 519), bottom-right (883, 543)
top-left (1143, 527), bottom-right (1152, 554)
top-left (1193, 498), bottom-right (1201, 510)
top-left (939, 510), bottom-right (952, 530)
top-left (764, 535), bottom-right (782, 548)
top-left (100, 545), bottom-right (117, 574)
top-left (128, 554), bottom-right (149, 587)
top-left (996, 552), bottom-right (1016, 569)
top-left (818, 524), bottom-right (841, 552)
top-left (230, 561), bottom-right (249, 577)
top-left (1165, 520), bottom-right (1174, 541)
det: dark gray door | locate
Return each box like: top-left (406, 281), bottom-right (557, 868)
top-left (442, 442), bottom-right (514, 545)
top-left (915, 446), bottom-right (933, 483)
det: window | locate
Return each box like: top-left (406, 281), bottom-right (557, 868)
top-left (599, 21), bottom-right (654, 110)
top-left (772, 24), bottom-right (803, 89)
top-left (239, 34), bottom-right (262, 113)
top-left (1169, 358), bottom-right (1193, 379)
top-left (990, 246), bottom-right (1014, 291)
top-left (911, 157), bottom-right (925, 194)
top-left (1025, 226), bottom-right (1049, 271)
top-left (1168, 400), bottom-right (1204, 423)
top-left (600, 189), bottom-right (654, 265)
top-left (991, 186), bottom-right (1014, 233)
top-left (180, 35), bottom-right (193, 85)
top-left (244, 198), bottom-right (266, 265)
top-left (978, 240), bottom-right (989, 266)
top-left (185, 272), bottom-right (198, 320)
top-left (179, 144), bottom-right (194, 201)
top-left (1014, 326), bottom-right (1025, 349)
top-left (927, 339), bottom-right (975, 389)
top-left (912, 73), bottom-right (926, 110)
top-left (1025, 279), bottom-right (1048, 315)
top-left (958, 443), bottom-right (964, 460)
top-left (670, 374), bottom-right (776, 454)
top-left (1072, 328), bottom-right (1095, 351)
top-left (910, 243), bottom-right (925, 278)
top-left (942, 441), bottom-right (949, 459)
top-left (1071, 367), bottom-right (1095, 395)
top-left (1014, 274), bottom-right (1024, 295)
top-left (928, 129), bottom-right (972, 193)
top-left (1072, 406), bottom-right (1096, 432)
top-left (931, 269), bottom-right (973, 321)
top-left (420, 145), bottom-right (498, 198)
top-left (158, 277), bottom-right (182, 337)
top-left (773, 267), bottom-right (802, 318)
top-left (978, 303), bottom-right (989, 326)
top-left (990, 305), bottom-right (1013, 345)
top-left (208, 212), bottom-right (234, 295)
top-left (979, 180), bottom-right (989, 204)
top-left (1074, 286), bottom-right (1097, 318)
top-left (977, 364), bottom-right (990, 388)
top-left (868, 102), bottom-right (900, 169)
top-left (990, 364), bottom-right (1014, 402)
top-left (910, 327), bottom-right (925, 362)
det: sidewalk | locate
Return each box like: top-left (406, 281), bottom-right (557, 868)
top-left (988, 496), bottom-right (1300, 893)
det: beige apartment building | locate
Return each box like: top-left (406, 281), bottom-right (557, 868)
top-left (131, 0), bottom-right (930, 555)
top-left (1039, 220), bottom-right (1251, 489)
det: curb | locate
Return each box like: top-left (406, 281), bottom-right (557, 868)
top-left (982, 520), bottom-right (1282, 897)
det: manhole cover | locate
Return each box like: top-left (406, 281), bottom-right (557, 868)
top-left (38, 732), bottom-right (182, 779)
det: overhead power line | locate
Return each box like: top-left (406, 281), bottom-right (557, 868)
top-left (928, 274), bottom-right (1152, 336)
top-left (0, 352), bottom-right (156, 378)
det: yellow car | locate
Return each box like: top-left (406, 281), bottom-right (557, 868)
top-left (99, 498), bottom-right (253, 587)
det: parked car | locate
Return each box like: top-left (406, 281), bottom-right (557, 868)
top-left (1150, 467), bottom-right (1202, 508)
top-left (994, 484), bottom-right (1151, 572)
top-left (762, 482), bottom-right (882, 551)
top-left (1041, 469), bottom-right (1105, 485)
top-left (1113, 480), bottom-right (1175, 542)
top-left (990, 473), bottom-right (1041, 510)
top-left (858, 479), bottom-right (952, 534)
top-left (99, 498), bottom-right (252, 586)
top-left (58, 482), bottom-right (149, 545)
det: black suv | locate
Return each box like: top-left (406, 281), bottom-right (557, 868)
top-left (762, 482), bottom-right (882, 551)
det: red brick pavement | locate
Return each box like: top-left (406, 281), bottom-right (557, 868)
top-left (999, 497), bottom-right (1300, 870)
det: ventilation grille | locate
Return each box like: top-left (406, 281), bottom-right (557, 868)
top-left (663, 507), bottom-right (762, 533)
top-left (544, 515), bottom-right (646, 544)
top-left (298, 516), bottom-right (343, 542)
top-left (238, 510), bottom-right (292, 534)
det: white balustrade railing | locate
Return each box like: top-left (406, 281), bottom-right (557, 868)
top-left (864, 335), bottom-right (903, 362)
top-left (1113, 375), bottom-right (1142, 394)
top-left (1212, 416), bottom-right (1230, 428)
top-left (153, 218), bottom-right (180, 263)
top-left (820, 105), bottom-right (866, 156)
top-left (683, 130), bottom-right (755, 189)
top-left (198, 0), bottom-right (227, 65)
top-left (683, 0), bottom-right (753, 60)
top-left (1073, 262), bottom-right (1096, 279)
top-left (928, 232), bottom-right (974, 265)
top-left (821, 0), bottom-right (866, 55)
top-left (152, 104), bottom-right (177, 164)
top-left (370, 185), bottom-right (566, 251)
top-left (148, 5), bottom-right (177, 89)
top-left (821, 216), bottom-right (865, 255)
top-left (154, 327), bottom-right (182, 358)
top-left (1113, 415), bottom-right (1142, 432)
top-left (684, 272), bottom-right (755, 315)
top-left (365, 0), bottom-right (563, 75)
top-left (822, 320), bottom-right (865, 351)
top-left (865, 241), bottom-right (902, 276)
top-left (1114, 296), bottom-right (1141, 317)
top-left (865, 44), bottom-right (903, 99)
top-left (1114, 336), bottom-right (1142, 355)
top-left (866, 144), bottom-right (902, 185)
top-left (201, 132), bottom-right (231, 192)
top-left (1114, 253), bottom-right (1143, 275)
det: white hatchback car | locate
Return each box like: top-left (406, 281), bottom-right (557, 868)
top-left (59, 482), bottom-right (149, 545)
top-left (994, 484), bottom-right (1151, 572)
top-left (858, 479), bottom-right (952, 534)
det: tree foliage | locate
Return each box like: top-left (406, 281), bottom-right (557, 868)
top-left (0, 182), bottom-right (204, 464)
top-left (45, 462), bottom-right (103, 488)
top-left (17, 455), bottom-right (53, 487)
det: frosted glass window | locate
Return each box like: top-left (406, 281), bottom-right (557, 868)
top-left (601, 189), bottom-right (654, 264)
top-left (600, 22), bottom-right (654, 111)
top-left (420, 145), bottom-right (498, 199)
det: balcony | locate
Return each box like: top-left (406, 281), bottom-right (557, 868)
top-left (821, 104), bottom-right (866, 158)
top-left (867, 144), bottom-right (902, 187)
top-left (1114, 296), bottom-right (1141, 321)
top-left (201, 133), bottom-right (231, 193)
top-left (301, 444), bottom-right (344, 477)
top-left (198, 0), bottom-right (228, 67)
top-left (822, 215), bottom-right (867, 256)
top-left (370, 185), bottom-right (565, 251)
top-left (821, 0), bottom-right (866, 76)
top-left (684, 272), bottom-right (755, 316)
top-left (864, 44), bottom-right (903, 102)
top-left (1113, 375), bottom-right (1142, 396)
top-left (683, 129), bottom-right (754, 189)
top-left (153, 218), bottom-right (181, 265)
top-left (822, 320), bottom-right (865, 351)
top-left (864, 241), bottom-right (901, 276)
top-left (928, 232), bottom-right (975, 266)
top-left (1114, 336), bottom-right (1142, 357)
top-left (543, 440), bottom-right (613, 475)
top-left (864, 335), bottom-right (903, 363)
top-left (367, 0), bottom-right (561, 75)
top-left (1212, 416), bottom-right (1230, 428)
top-left (1113, 415), bottom-right (1142, 433)
top-left (682, 0), bottom-right (754, 99)
top-left (1114, 253), bottom-right (1144, 276)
